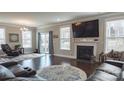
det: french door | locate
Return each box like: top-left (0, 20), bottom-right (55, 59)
top-left (39, 33), bottom-right (49, 54)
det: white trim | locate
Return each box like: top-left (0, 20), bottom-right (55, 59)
top-left (37, 13), bottom-right (122, 29)
top-left (74, 42), bottom-right (97, 59)
top-left (0, 28), bottom-right (6, 49)
top-left (104, 16), bottom-right (124, 53)
top-left (103, 18), bottom-right (107, 53)
top-left (0, 22), bottom-right (35, 28)
top-left (105, 16), bottom-right (124, 22)
top-left (53, 54), bottom-right (75, 59)
top-left (60, 26), bottom-right (71, 50)
top-left (22, 30), bottom-right (32, 48)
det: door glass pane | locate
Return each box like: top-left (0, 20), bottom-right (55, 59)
top-left (40, 33), bottom-right (49, 54)
top-left (40, 34), bottom-right (45, 53)
top-left (45, 34), bottom-right (49, 53)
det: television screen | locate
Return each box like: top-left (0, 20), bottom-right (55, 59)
top-left (72, 19), bottom-right (99, 38)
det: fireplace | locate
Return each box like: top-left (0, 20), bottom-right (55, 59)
top-left (77, 46), bottom-right (94, 60)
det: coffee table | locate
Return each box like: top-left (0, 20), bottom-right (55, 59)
top-left (37, 65), bottom-right (87, 81)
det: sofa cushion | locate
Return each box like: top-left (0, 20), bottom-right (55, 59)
top-left (87, 70), bottom-right (118, 81)
top-left (120, 52), bottom-right (124, 61)
top-left (105, 60), bottom-right (123, 68)
top-left (0, 65), bottom-right (15, 80)
top-left (7, 76), bottom-right (46, 81)
top-left (8, 64), bottom-right (28, 77)
top-left (0, 62), bottom-right (18, 67)
top-left (8, 64), bottom-right (36, 77)
top-left (107, 50), bottom-right (122, 58)
top-left (7, 77), bottom-right (41, 81)
top-left (97, 63), bottom-right (121, 77)
top-left (120, 71), bottom-right (124, 81)
top-left (112, 51), bottom-right (122, 58)
top-left (107, 50), bottom-right (114, 58)
top-left (122, 64), bottom-right (124, 71)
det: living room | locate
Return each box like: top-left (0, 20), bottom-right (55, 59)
top-left (1, 0), bottom-right (124, 92)
top-left (0, 12), bottom-right (124, 81)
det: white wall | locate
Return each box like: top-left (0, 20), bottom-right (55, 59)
top-left (37, 13), bottom-right (124, 61)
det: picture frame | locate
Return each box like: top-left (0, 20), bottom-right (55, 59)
top-left (9, 33), bottom-right (19, 42)
top-left (53, 35), bottom-right (59, 38)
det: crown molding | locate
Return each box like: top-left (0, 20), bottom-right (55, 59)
top-left (0, 12), bottom-right (123, 30)
top-left (0, 22), bottom-right (36, 28)
top-left (37, 12), bottom-right (124, 29)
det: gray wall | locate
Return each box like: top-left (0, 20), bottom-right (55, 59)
top-left (37, 13), bottom-right (124, 61)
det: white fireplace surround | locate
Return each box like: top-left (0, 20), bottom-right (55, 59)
top-left (74, 42), bottom-right (97, 59)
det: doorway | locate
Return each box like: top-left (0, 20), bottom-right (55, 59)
top-left (39, 33), bottom-right (49, 54)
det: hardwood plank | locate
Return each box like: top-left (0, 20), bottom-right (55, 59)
top-left (19, 54), bottom-right (101, 77)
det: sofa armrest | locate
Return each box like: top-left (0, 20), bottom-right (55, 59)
top-left (105, 60), bottom-right (124, 68)
top-left (0, 62), bottom-right (18, 67)
top-left (87, 70), bottom-right (118, 81)
top-left (97, 63), bottom-right (122, 77)
top-left (8, 64), bottom-right (36, 77)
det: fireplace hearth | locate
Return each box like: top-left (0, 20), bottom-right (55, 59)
top-left (77, 46), bottom-right (94, 60)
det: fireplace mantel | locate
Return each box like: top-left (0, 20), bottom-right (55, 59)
top-left (77, 46), bottom-right (94, 60)
top-left (73, 38), bottom-right (99, 43)
top-left (74, 42), bottom-right (97, 59)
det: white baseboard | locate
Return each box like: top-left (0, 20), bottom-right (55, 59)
top-left (53, 54), bottom-right (75, 59)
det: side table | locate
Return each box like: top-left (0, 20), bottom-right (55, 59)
top-left (19, 48), bottom-right (24, 54)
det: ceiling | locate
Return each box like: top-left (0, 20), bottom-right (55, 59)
top-left (0, 12), bottom-right (106, 27)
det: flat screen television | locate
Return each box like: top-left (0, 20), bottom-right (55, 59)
top-left (72, 19), bottom-right (99, 38)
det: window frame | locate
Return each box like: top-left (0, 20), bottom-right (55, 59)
top-left (60, 26), bottom-right (71, 50)
top-left (0, 28), bottom-right (6, 49)
top-left (105, 17), bottom-right (124, 53)
top-left (22, 30), bottom-right (32, 48)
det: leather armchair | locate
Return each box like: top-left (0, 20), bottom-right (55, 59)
top-left (1, 44), bottom-right (20, 56)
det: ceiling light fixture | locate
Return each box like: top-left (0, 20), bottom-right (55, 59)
top-left (20, 26), bottom-right (29, 31)
top-left (75, 22), bottom-right (81, 26)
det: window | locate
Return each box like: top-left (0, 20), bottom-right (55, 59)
top-left (22, 31), bottom-right (32, 48)
top-left (106, 19), bottom-right (124, 52)
top-left (60, 27), bottom-right (71, 50)
top-left (0, 28), bottom-right (5, 49)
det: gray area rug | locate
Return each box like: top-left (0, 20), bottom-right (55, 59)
top-left (0, 53), bottom-right (43, 63)
top-left (37, 65), bottom-right (87, 81)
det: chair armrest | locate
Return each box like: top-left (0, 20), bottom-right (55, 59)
top-left (11, 50), bottom-right (20, 52)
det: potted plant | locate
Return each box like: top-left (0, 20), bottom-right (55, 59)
top-left (15, 44), bottom-right (21, 49)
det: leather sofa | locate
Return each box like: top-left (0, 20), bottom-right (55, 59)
top-left (87, 60), bottom-right (124, 81)
top-left (0, 62), bottom-right (46, 81)
top-left (1, 60), bottom-right (124, 81)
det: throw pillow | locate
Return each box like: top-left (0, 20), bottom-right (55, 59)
top-left (8, 64), bottom-right (28, 77)
top-left (112, 51), bottom-right (122, 58)
top-left (0, 65), bottom-right (15, 80)
top-left (107, 50), bottom-right (114, 58)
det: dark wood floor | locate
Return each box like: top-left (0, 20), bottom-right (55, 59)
top-left (19, 54), bottom-right (101, 77)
